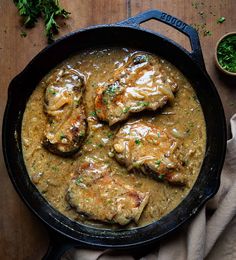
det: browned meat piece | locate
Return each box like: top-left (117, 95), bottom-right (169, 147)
top-left (67, 160), bottom-right (149, 225)
top-left (95, 52), bottom-right (178, 125)
top-left (112, 120), bottom-right (187, 185)
top-left (43, 67), bottom-right (87, 156)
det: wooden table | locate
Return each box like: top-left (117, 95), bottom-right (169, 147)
top-left (0, 1), bottom-right (235, 259)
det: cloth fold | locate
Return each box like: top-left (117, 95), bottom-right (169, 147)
top-left (63, 114), bottom-right (236, 260)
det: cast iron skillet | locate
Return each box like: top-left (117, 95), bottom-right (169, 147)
top-left (2, 9), bottom-right (226, 259)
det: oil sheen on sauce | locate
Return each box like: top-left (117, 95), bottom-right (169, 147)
top-left (22, 48), bottom-right (206, 228)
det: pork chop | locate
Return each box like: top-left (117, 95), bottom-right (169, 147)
top-left (67, 160), bottom-right (149, 225)
top-left (112, 120), bottom-right (187, 185)
top-left (95, 52), bottom-right (178, 125)
top-left (43, 67), bottom-right (87, 156)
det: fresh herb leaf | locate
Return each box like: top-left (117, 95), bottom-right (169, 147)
top-left (13, 0), bottom-right (70, 43)
top-left (14, 0), bottom-right (41, 27)
top-left (217, 17), bottom-right (226, 24)
top-left (135, 139), bottom-right (141, 145)
top-left (39, 0), bottom-right (70, 43)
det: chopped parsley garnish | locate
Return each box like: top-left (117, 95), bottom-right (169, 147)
top-left (51, 166), bottom-right (58, 171)
top-left (105, 82), bottom-right (119, 96)
top-left (155, 159), bottom-right (162, 167)
top-left (97, 143), bottom-right (103, 148)
top-left (48, 88), bottom-right (57, 95)
top-left (137, 101), bottom-right (150, 107)
top-left (217, 34), bottom-right (236, 73)
top-left (60, 134), bottom-right (66, 140)
top-left (123, 107), bottom-right (130, 114)
top-left (85, 139), bottom-right (92, 145)
top-left (89, 111), bottom-right (97, 117)
top-left (217, 17), bottom-right (226, 24)
top-left (103, 97), bottom-right (108, 104)
top-left (106, 199), bottom-right (113, 205)
top-left (135, 139), bottom-right (141, 145)
top-left (107, 132), bottom-right (113, 138)
top-left (79, 132), bottom-right (85, 137)
top-left (76, 177), bottom-right (83, 185)
top-left (158, 174), bottom-right (165, 180)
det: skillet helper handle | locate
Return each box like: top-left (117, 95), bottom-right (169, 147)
top-left (43, 230), bottom-right (78, 260)
top-left (43, 241), bottom-right (71, 260)
top-left (117, 9), bottom-right (205, 69)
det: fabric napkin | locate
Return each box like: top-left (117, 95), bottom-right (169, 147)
top-left (63, 114), bottom-right (236, 260)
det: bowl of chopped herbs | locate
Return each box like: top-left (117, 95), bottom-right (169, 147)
top-left (215, 32), bottom-right (236, 76)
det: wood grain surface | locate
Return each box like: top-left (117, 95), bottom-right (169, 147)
top-left (0, 1), bottom-right (235, 259)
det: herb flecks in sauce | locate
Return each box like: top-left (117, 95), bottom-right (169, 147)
top-left (22, 48), bottom-right (206, 229)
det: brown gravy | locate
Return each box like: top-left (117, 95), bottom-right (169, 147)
top-left (22, 48), bottom-right (206, 228)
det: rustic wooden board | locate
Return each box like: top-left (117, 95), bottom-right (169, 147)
top-left (0, 0), bottom-right (235, 259)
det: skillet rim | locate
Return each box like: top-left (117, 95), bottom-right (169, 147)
top-left (2, 23), bottom-right (227, 248)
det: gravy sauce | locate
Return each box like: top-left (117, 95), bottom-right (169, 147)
top-left (22, 48), bottom-right (206, 228)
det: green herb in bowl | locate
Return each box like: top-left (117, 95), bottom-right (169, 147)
top-left (216, 32), bottom-right (236, 75)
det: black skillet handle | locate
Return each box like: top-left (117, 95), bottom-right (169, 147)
top-left (42, 230), bottom-right (79, 260)
top-left (117, 9), bottom-right (205, 70)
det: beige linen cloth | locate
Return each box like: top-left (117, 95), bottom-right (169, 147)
top-left (63, 114), bottom-right (236, 260)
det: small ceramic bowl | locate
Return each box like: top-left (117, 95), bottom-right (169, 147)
top-left (215, 32), bottom-right (236, 76)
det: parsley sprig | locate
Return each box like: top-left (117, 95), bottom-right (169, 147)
top-left (13, 0), bottom-right (70, 43)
